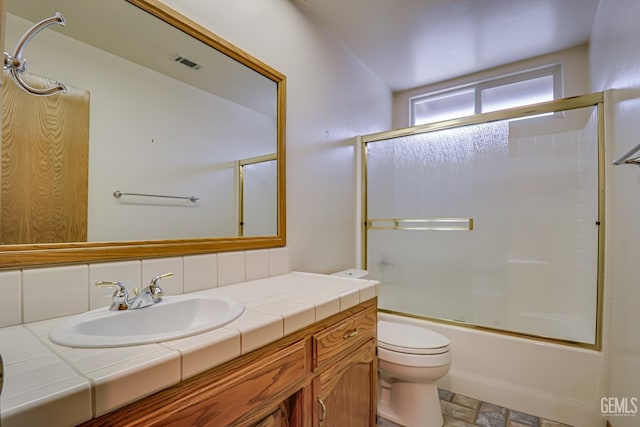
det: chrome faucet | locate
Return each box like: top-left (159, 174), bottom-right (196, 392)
top-left (94, 280), bottom-right (130, 311)
top-left (95, 272), bottom-right (173, 311)
top-left (129, 272), bottom-right (172, 309)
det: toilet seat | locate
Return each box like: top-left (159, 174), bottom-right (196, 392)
top-left (378, 320), bottom-right (450, 355)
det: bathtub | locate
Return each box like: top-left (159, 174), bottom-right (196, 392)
top-left (515, 311), bottom-right (595, 344)
top-left (379, 312), bottom-right (606, 427)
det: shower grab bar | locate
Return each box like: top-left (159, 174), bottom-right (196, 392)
top-left (113, 190), bottom-right (199, 203)
top-left (613, 142), bottom-right (640, 166)
top-left (367, 218), bottom-right (473, 231)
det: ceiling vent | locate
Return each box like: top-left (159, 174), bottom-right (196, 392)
top-left (172, 55), bottom-right (202, 70)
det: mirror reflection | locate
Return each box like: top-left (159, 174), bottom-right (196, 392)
top-left (3, 0), bottom-right (279, 245)
top-left (239, 154), bottom-right (277, 237)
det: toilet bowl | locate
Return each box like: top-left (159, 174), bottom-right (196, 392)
top-left (377, 320), bottom-right (452, 427)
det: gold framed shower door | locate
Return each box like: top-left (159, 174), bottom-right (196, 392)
top-left (360, 92), bottom-right (606, 351)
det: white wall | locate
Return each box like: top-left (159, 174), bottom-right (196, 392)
top-left (159, 0), bottom-right (393, 273)
top-left (590, 0), bottom-right (640, 425)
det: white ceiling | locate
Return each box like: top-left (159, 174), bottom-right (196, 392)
top-left (291, 0), bottom-right (601, 92)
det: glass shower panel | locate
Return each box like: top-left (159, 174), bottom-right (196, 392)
top-left (366, 107), bottom-right (599, 344)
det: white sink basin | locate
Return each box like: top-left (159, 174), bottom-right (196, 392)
top-left (50, 294), bottom-right (245, 348)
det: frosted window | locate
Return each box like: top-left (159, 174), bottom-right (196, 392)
top-left (409, 65), bottom-right (560, 126)
top-left (481, 75), bottom-right (554, 113)
top-left (412, 90), bottom-right (475, 126)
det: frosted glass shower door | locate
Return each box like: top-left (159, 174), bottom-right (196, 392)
top-left (365, 109), bottom-right (600, 345)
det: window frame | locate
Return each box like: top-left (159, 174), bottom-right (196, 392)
top-left (409, 64), bottom-right (563, 126)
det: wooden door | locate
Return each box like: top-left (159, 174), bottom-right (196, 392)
top-left (1, 71), bottom-right (89, 244)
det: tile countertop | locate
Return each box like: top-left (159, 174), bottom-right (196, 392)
top-left (0, 272), bottom-right (379, 427)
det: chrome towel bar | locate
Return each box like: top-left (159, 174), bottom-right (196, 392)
top-left (113, 190), bottom-right (199, 203)
top-left (613, 142), bottom-right (640, 166)
top-left (367, 218), bottom-right (473, 231)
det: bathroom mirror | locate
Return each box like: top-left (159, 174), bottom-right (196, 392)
top-left (0, 0), bottom-right (286, 267)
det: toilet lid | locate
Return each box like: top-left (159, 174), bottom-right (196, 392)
top-left (378, 320), bottom-right (450, 355)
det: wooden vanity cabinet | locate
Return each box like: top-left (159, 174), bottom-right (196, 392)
top-left (312, 304), bottom-right (378, 427)
top-left (81, 298), bottom-right (377, 427)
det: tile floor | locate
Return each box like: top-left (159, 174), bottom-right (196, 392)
top-left (377, 389), bottom-right (573, 427)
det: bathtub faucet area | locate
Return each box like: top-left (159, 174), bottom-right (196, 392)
top-left (95, 272), bottom-right (173, 311)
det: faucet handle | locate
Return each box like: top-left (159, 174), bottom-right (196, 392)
top-left (95, 281), bottom-right (129, 311)
top-left (95, 280), bottom-right (127, 294)
top-left (151, 272), bottom-right (173, 286)
top-left (148, 272), bottom-right (172, 302)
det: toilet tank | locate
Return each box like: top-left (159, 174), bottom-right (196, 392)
top-left (331, 269), bottom-right (369, 279)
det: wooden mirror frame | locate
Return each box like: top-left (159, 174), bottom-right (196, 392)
top-left (0, 0), bottom-right (286, 269)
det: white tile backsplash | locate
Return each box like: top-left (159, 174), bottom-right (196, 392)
top-left (22, 265), bottom-right (89, 323)
top-left (89, 261), bottom-right (142, 310)
top-left (245, 249), bottom-right (269, 281)
top-left (269, 247), bottom-right (290, 276)
top-left (8, 247), bottom-right (291, 326)
top-left (217, 251), bottom-right (246, 286)
top-left (0, 270), bottom-right (22, 327)
top-left (183, 253), bottom-right (218, 293)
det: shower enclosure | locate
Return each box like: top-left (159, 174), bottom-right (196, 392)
top-left (361, 93), bottom-right (604, 348)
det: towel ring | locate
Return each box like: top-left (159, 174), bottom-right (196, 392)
top-left (3, 12), bottom-right (68, 96)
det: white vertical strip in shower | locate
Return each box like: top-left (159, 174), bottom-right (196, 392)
top-left (242, 160), bottom-right (278, 236)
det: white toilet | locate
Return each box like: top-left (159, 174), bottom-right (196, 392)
top-left (377, 320), bottom-right (452, 427)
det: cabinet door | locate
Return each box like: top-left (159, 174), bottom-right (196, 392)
top-left (249, 407), bottom-right (283, 427)
top-left (2, 72), bottom-right (89, 244)
top-left (313, 339), bottom-right (377, 427)
top-left (247, 390), bottom-right (305, 427)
